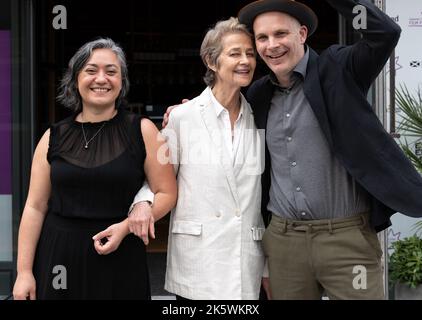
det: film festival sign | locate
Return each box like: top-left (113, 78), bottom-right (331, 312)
top-left (386, 0), bottom-right (422, 243)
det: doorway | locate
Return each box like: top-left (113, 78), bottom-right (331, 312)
top-left (31, 0), bottom-right (339, 297)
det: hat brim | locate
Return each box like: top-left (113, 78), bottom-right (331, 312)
top-left (238, 0), bottom-right (318, 36)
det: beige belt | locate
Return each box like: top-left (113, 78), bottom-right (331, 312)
top-left (271, 212), bottom-right (369, 234)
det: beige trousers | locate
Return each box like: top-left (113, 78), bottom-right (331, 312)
top-left (262, 213), bottom-right (385, 300)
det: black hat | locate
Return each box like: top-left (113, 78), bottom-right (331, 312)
top-left (238, 0), bottom-right (318, 36)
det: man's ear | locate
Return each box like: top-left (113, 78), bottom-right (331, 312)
top-left (299, 25), bottom-right (308, 44)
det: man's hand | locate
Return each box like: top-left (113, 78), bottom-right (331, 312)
top-left (128, 201), bottom-right (155, 245)
top-left (161, 99), bottom-right (189, 128)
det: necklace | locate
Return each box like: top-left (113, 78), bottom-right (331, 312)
top-left (81, 121), bottom-right (106, 149)
top-left (80, 112), bottom-right (114, 149)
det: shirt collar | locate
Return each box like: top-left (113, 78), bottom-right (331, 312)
top-left (209, 87), bottom-right (244, 120)
top-left (269, 45), bottom-right (309, 88)
top-left (295, 45), bottom-right (309, 78)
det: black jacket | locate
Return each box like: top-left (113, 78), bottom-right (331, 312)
top-left (247, 0), bottom-right (422, 232)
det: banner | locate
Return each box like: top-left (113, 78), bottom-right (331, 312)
top-left (386, 0), bottom-right (422, 93)
top-left (385, 0), bottom-right (422, 245)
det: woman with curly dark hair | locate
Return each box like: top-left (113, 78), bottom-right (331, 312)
top-left (12, 38), bottom-right (177, 300)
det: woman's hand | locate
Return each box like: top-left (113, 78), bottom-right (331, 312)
top-left (92, 220), bottom-right (130, 255)
top-left (13, 272), bottom-right (36, 300)
top-left (128, 201), bottom-right (155, 245)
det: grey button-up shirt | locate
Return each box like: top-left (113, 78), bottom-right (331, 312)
top-left (266, 47), bottom-right (370, 220)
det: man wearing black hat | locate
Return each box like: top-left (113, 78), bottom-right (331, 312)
top-left (238, 0), bottom-right (422, 299)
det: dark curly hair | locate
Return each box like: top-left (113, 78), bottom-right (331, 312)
top-left (57, 38), bottom-right (129, 112)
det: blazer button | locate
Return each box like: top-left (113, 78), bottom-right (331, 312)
top-left (216, 211), bottom-right (221, 218)
top-left (235, 209), bottom-right (241, 217)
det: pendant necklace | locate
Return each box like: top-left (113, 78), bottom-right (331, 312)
top-left (81, 121), bottom-right (106, 149)
top-left (80, 112), bottom-right (113, 149)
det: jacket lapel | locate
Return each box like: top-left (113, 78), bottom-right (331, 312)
top-left (304, 49), bottom-right (334, 148)
top-left (198, 88), bottom-right (241, 208)
top-left (250, 77), bottom-right (274, 130)
top-left (234, 95), bottom-right (263, 177)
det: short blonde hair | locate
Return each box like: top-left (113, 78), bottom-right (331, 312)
top-left (200, 17), bottom-right (253, 87)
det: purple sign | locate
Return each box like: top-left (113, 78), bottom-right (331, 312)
top-left (0, 30), bottom-right (11, 194)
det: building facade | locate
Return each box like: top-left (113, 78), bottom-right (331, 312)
top-left (1, 0), bottom-right (372, 298)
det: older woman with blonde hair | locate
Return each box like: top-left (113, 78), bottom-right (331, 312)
top-left (133, 17), bottom-right (267, 300)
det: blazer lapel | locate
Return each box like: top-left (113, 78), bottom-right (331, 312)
top-left (234, 95), bottom-right (264, 178)
top-left (304, 49), bottom-right (334, 148)
top-left (251, 76), bottom-right (274, 130)
top-left (198, 88), bottom-right (241, 208)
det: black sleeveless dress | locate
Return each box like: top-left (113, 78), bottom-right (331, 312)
top-left (33, 110), bottom-right (150, 299)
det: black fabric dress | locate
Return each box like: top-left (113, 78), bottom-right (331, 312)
top-left (33, 109), bottom-right (150, 299)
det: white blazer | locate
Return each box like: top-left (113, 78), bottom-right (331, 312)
top-left (163, 87), bottom-right (265, 300)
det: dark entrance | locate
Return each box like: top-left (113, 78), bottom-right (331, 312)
top-left (31, 1), bottom-right (339, 258)
top-left (34, 0), bottom-right (338, 133)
